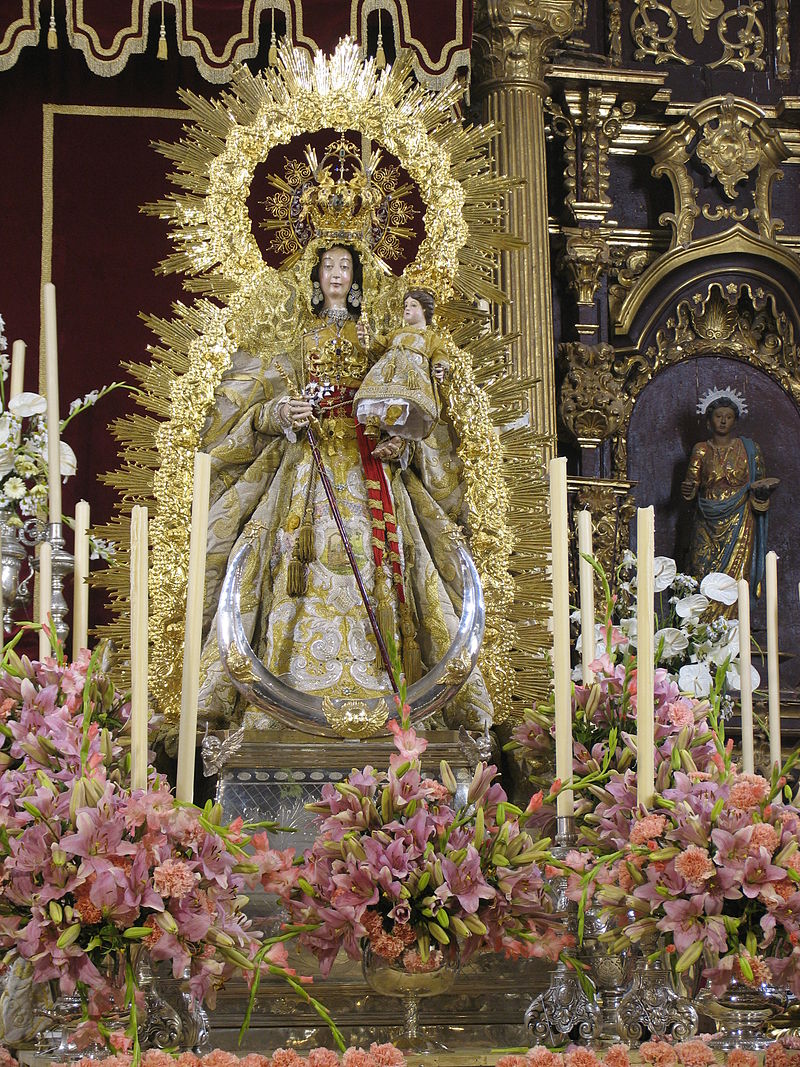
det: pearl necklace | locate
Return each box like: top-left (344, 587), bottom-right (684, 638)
top-left (321, 306), bottom-right (349, 328)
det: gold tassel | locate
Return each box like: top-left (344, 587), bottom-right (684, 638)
top-left (375, 10), bottom-right (386, 69)
top-left (402, 637), bottom-right (421, 685)
top-left (375, 568), bottom-right (395, 648)
top-left (297, 521), bottom-right (313, 564)
top-left (47, 9), bottom-right (57, 49)
top-left (157, 2), bottom-right (167, 59)
top-left (268, 8), bottom-right (277, 65)
top-left (287, 556), bottom-right (305, 597)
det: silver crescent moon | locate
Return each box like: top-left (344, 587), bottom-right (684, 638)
top-left (216, 541), bottom-right (486, 738)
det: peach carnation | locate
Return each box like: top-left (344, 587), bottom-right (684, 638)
top-left (749, 822), bottom-right (780, 855)
top-left (199, 1054), bottom-right (239, 1067)
top-left (729, 773), bottom-right (770, 811)
top-left (342, 1050), bottom-right (376, 1067)
top-left (630, 814), bottom-right (667, 846)
top-left (727, 1052), bottom-right (758, 1067)
top-left (368, 1044), bottom-right (405, 1067)
top-left (527, 1050), bottom-right (564, 1067)
top-left (674, 845), bottom-right (715, 886)
top-left (675, 1040), bottom-right (716, 1067)
top-left (270, 1051), bottom-right (306, 1067)
top-left (639, 1042), bottom-right (678, 1067)
top-left (564, 1050), bottom-right (602, 1067)
top-left (153, 858), bottom-right (197, 898)
top-left (308, 1051), bottom-right (341, 1067)
top-left (498, 1057), bottom-right (530, 1067)
top-left (667, 700), bottom-right (695, 729)
top-left (602, 1047), bottom-right (631, 1067)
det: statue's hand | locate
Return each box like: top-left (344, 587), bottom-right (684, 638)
top-left (432, 360), bottom-right (449, 383)
top-left (280, 397), bottom-right (315, 431)
top-left (680, 478), bottom-right (697, 501)
top-left (356, 320), bottom-right (370, 347)
top-left (373, 434), bottom-right (405, 461)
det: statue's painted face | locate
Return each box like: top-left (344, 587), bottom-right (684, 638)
top-left (710, 405), bottom-right (737, 436)
top-left (403, 296), bottom-right (426, 327)
top-left (318, 247), bottom-right (353, 306)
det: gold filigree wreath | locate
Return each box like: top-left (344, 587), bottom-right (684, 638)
top-left (97, 38), bottom-right (551, 726)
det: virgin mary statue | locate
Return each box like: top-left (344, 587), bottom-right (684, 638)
top-left (122, 44), bottom-right (529, 734)
top-left (194, 142), bottom-right (493, 732)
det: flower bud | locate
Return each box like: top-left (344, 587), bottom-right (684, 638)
top-left (154, 910), bottom-right (179, 935)
top-left (56, 922), bottom-right (82, 949)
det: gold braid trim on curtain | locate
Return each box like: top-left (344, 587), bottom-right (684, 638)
top-left (53, 1), bottom-right (470, 87)
top-left (0, 1), bottom-right (39, 72)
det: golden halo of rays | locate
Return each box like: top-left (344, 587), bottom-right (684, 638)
top-left (96, 38), bottom-right (551, 725)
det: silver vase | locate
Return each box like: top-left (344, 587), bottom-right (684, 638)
top-left (581, 907), bottom-right (634, 1047)
top-left (699, 977), bottom-right (788, 1050)
top-left (136, 953), bottom-right (209, 1053)
top-left (617, 933), bottom-right (698, 1044)
top-left (525, 817), bottom-right (601, 1046)
top-left (0, 507), bottom-right (28, 634)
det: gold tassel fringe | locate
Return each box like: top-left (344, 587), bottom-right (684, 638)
top-left (287, 557), bottom-right (305, 597)
top-left (157, 25), bottom-right (168, 60)
top-left (297, 522), bottom-right (313, 564)
top-left (402, 636), bottom-right (421, 684)
top-left (375, 40), bottom-right (386, 70)
top-left (47, 20), bottom-right (57, 49)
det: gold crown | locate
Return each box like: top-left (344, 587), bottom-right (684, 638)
top-left (299, 135), bottom-right (383, 245)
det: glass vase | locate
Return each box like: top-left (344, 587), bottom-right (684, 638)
top-left (362, 939), bottom-right (459, 1052)
top-left (698, 977), bottom-right (788, 1050)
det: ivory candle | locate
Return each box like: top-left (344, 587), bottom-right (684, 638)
top-left (130, 506), bottom-right (149, 792)
top-left (9, 340), bottom-right (25, 401)
top-left (42, 284), bottom-right (62, 526)
top-left (175, 452), bottom-right (212, 804)
top-left (39, 542), bottom-right (52, 661)
top-left (549, 457), bottom-right (574, 819)
top-left (72, 500), bottom-right (90, 659)
top-left (737, 578), bottom-right (754, 775)
top-left (766, 550), bottom-right (781, 769)
top-left (636, 506), bottom-right (655, 809)
top-left (577, 510), bottom-right (595, 685)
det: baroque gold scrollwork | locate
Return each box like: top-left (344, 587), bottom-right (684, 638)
top-left (559, 342), bottom-right (632, 446)
top-left (631, 0), bottom-right (765, 69)
top-left (574, 482), bottom-right (636, 581)
top-left (696, 96), bottom-right (761, 199)
top-left (562, 229), bottom-right (611, 306)
top-left (776, 0), bottom-right (790, 79)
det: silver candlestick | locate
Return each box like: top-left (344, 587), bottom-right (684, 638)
top-left (30, 522), bottom-right (73, 646)
top-left (525, 816), bottom-right (601, 1046)
top-left (617, 931), bottom-right (698, 1044)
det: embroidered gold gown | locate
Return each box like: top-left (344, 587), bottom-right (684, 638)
top-left (196, 314), bottom-right (493, 729)
top-left (683, 435), bottom-right (768, 617)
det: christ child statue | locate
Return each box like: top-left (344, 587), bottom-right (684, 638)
top-left (354, 288), bottom-right (449, 461)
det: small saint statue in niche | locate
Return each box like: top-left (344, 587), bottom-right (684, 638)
top-left (680, 386), bottom-right (778, 616)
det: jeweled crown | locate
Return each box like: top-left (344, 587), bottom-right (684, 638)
top-left (299, 135), bottom-right (383, 245)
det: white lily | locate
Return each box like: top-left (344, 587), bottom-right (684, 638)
top-left (653, 556), bottom-right (677, 593)
top-left (679, 662), bottom-right (713, 697)
top-left (700, 572), bottom-right (738, 606)
top-left (8, 392), bottom-right (47, 418)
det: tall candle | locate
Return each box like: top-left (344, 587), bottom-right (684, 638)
top-left (636, 506), bottom-right (655, 809)
top-left (42, 284), bottom-right (61, 525)
top-left (766, 550), bottom-right (781, 769)
top-left (175, 452), bottom-right (212, 804)
top-left (39, 542), bottom-right (52, 660)
top-left (549, 457), bottom-right (574, 819)
top-left (0, 528), bottom-right (4, 642)
top-left (577, 509), bottom-right (595, 685)
top-left (737, 578), bottom-right (754, 775)
top-left (9, 340), bottom-right (25, 401)
top-left (72, 500), bottom-right (90, 659)
top-left (130, 506), bottom-right (149, 792)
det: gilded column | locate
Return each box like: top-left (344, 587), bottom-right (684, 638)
top-left (472, 0), bottom-right (577, 450)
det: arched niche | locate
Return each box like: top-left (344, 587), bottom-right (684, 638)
top-left (628, 354), bottom-right (800, 687)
